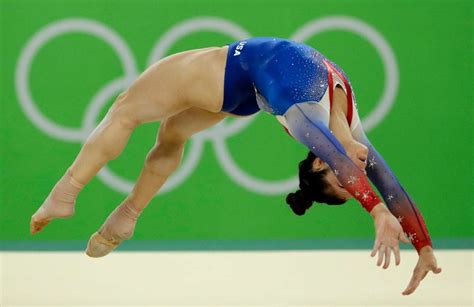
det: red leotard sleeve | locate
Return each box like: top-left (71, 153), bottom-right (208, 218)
top-left (352, 122), bottom-right (432, 253)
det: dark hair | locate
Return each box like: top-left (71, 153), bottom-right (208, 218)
top-left (286, 151), bottom-right (346, 216)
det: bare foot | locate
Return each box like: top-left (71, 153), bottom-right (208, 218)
top-left (85, 200), bottom-right (141, 258)
top-left (30, 170), bottom-right (83, 234)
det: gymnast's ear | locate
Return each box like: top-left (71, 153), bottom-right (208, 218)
top-left (311, 157), bottom-right (325, 172)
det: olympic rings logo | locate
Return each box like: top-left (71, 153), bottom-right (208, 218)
top-left (15, 16), bottom-right (399, 196)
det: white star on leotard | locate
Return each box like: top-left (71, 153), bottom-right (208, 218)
top-left (387, 194), bottom-right (394, 201)
top-left (362, 191), bottom-right (370, 200)
top-left (368, 157), bottom-right (377, 168)
top-left (405, 232), bottom-right (416, 242)
top-left (397, 216), bottom-right (404, 223)
top-left (347, 175), bottom-right (358, 185)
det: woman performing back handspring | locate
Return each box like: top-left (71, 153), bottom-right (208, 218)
top-left (30, 37), bottom-right (441, 295)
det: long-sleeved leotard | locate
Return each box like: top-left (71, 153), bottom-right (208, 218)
top-left (351, 116), bottom-right (432, 252)
top-left (283, 101), bottom-right (432, 253)
top-left (222, 37), bottom-right (432, 253)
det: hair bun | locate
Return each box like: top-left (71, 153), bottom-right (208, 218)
top-left (286, 190), bottom-right (313, 216)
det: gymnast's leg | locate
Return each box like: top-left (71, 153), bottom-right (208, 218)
top-left (85, 108), bottom-right (227, 257)
top-left (30, 69), bottom-right (190, 234)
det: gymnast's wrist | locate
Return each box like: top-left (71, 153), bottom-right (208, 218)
top-left (416, 241), bottom-right (433, 255)
top-left (369, 202), bottom-right (389, 219)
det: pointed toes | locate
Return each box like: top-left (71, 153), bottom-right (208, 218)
top-left (85, 232), bottom-right (119, 258)
top-left (30, 216), bottom-right (51, 234)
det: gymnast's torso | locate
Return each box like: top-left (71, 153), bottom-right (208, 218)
top-left (221, 37), bottom-right (360, 133)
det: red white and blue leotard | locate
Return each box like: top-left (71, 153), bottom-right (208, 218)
top-left (222, 37), bottom-right (432, 253)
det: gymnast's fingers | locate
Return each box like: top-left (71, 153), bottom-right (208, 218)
top-left (377, 244), bottom-right (384, 266)
top-left (383, 246), bottom-right (391, 269)
top-left (393, 244), bottom-right (401, 266)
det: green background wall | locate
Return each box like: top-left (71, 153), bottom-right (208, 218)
top-left (0, 0), bottom-right (472, 250)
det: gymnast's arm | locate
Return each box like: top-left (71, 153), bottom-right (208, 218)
top-left (351, 120), bottom-right (433, 253)
top-left (350, 117), bottom-right (441, 295)
top-left (285, 103), bottom-right (385, 212)
top-left (284, 103), bottom-right (408, 263)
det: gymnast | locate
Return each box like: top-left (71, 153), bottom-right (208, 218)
top-left (30, 37), bottom-right (441, 295)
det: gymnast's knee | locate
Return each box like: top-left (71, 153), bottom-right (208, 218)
top-left (107, 91), bottom-right (142, 128)
top-left (82, 113), bottom-right (139, 161)
top-left (144, 142), bottom-right (184, 176)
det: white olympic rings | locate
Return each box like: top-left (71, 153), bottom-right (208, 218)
top-left (15, 15), bottom-right (399, 196)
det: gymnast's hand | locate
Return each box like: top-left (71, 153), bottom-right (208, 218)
top-left (369, 204), bottom-right (409, 269)
top-left (402, 246), bottom-right (441, 295)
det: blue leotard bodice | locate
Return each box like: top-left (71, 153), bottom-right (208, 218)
top-left (222, 37), bottom-right (331, 115)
